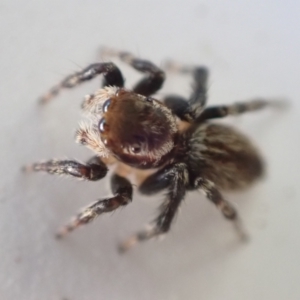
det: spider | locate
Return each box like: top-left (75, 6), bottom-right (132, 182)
top-left (25, 48), bottom-right (275, 252)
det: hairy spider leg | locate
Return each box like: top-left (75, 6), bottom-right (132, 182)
top-left (164, 61), bottom-right (278, 123)
top-left (194, 177), bottom-right (247, 240)
top-left (163, 62), bottom-right (209, 121)
top-left (38, 62), bottom-right (124, 104)
top-left (119, 163), bottom-right (188, 252)
top-left (23, 157), bottom-right (108, 181)
top-left (196, 98), bottom-right (270, 123)
top-left (56, 173), bottom-right (133, 238)
top-left (24, 155), bottom-right (134, 237)
top-left (101, 47), bottom-right (165, 97)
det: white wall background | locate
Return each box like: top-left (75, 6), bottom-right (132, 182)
top-left (1, 1), bottom-right (299, 299)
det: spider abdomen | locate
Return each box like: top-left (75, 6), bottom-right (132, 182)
top-left (185, 123), bottom-right (264, 190)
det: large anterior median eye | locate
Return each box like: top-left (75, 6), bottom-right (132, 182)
top-left (98, 118), bottom-right (108, 133)
top-left (102, 99), bottom-right (111, 113)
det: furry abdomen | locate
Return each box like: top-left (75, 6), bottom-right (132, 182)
top-left (185, 123), bottom-right (264, 190)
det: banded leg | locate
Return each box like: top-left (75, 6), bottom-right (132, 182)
top-left (23, 158), bottom-right (108, 181)
top-left (164, 61), bottom-right (209, 121)
top-left (56, 173), bottom-right (133, 238)
top-left (195, 178), bottom-right (247, 239)
top-left (39, 62), bottom-right (124, 104)
top-left (196, 99), bottom-right (270, 123)
top-left (119, 163), bottom-right (188, 252)
top-left (101, 47), bottom-right (165, 96)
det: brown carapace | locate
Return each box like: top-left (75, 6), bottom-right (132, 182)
top-left (24, 48), bottom-right (278, 252)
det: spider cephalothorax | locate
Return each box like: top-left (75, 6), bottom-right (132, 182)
top-left (79, 86), bottom-right (177, 169)
top-left (25, 48), bottom-right (277, 252)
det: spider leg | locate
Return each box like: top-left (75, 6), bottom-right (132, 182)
top-left (119, 163), bottom-right (188, 252)
top-left (163, 61), bottom-right (208, 121)
top-left (196, 98), bottom-right (270, 122)
top-left (23, 157), bottom-right (108, 181)
top-left (56, 173), bottom-right (133, 238)
top-left (101, 47), bottom-right (165, 96)
top-left (38, 62), bottom-right (124, 104)
top-left (194, 177), bottom-right (247, 240)
top-left (164, 61), bottom-right (278, 122)
top-left (163, 95), bottom-right (190, 122)
top-left (138, 165), bottom-right (175, 195)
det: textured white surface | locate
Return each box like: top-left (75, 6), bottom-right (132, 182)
top-left (1, 1), bottom-right (299, 299)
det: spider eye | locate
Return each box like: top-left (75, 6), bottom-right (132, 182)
top-left (131, 145), bottom-right (141, 153)
top-left (129, 135), bottom-right (146, 154)
top-left (98, 118), bottom-right (108, 133)
top-left (145, 97), bottom-right (153, 102)
top-left (102, 99), bottom-right (111, 113)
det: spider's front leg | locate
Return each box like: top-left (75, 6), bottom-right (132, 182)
top-left (101, 47), bottom-right (165, 97)
top-left (39, 62), bottom-right (124, 104)
top-left (119, 163), bottom-right (188, 252)
top-left (23, 156), bottom-right (108, 181)
top-left (163, 61), bottom-right (208, 121)
top-left (24, 156), bottom-right (132, 237)
top-left (56, 173), bottom-right (133, 238)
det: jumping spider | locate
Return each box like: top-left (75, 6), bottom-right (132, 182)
top-left (25, 48), bottom-right (275, 252)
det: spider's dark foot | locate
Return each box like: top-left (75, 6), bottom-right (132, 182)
top-left (163, 60), bottom-right (193, 74)
top-left (99, 46), bottom-right (120, 59)
top-left (55, 228), bottom-right (69, 240)
top-left (219, 201), bottom-right (237, 220)
top-left (38, 85), bottom-right (61, 105)
top-left (22, 162), bottom-right (48, 173)
top-left (118, 236), bottom-right (139, 253)
top-left (118, 225), bottom-right (163, 253)
top-left (55, 232), bottom-right (64, 240)
top-left (55, 219), bottom-right (82, 239)
top-left (38, 95), bottom-right (51, 105)
top-left (21, 164), bottom-right (33, 173)
top-left (232, 217), bottom-right (249, 242)
top-left (268, 98), bottom-right (290, 110)
top-left (217, 201), bottom-right (248, 241)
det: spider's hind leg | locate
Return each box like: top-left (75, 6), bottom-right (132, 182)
top-left (195, 177), bottom-right (248, 241)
